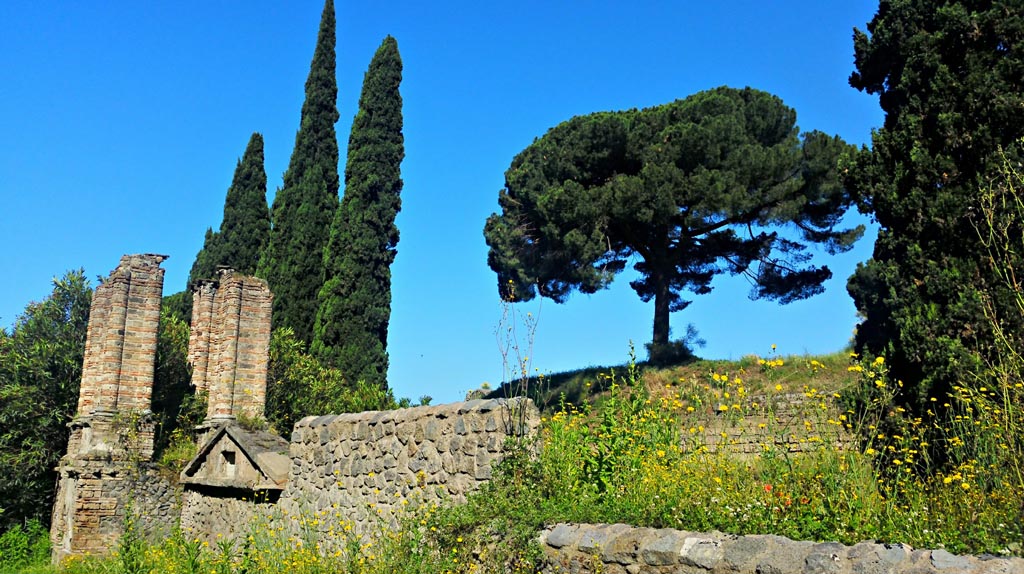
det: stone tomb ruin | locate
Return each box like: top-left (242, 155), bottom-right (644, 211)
top-left (50, 257), bottom-right (279, 560)
top-left (50, 254), bottom-right (175, 560)
top-left (187, 269), bottom-right (273, 425)
top-left (50, 254), bottom-right (539, 561)
top-left (46, 254), bottom-right (1022, 572)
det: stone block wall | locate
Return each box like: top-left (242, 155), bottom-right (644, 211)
top-left (539, 523), bottom-right (1024, 574)
top-left (692, 392), bottom-right (855, 456)
top-left (50, 462), bottom-right (177, 561)
top-left (179, 488), bottom-right (276, 545)
top-left (188, 270), bottom-right (273, 421)
top-left (281, 398), bottom-right (539, 538)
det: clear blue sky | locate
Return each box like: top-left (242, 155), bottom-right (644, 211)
top-left (1, 1), bottom-right (883, 405)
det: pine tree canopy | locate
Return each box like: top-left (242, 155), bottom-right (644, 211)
top-left (313, 36), bottom-right (404, 389)
top-left (259, 0), bottom-right (340, 344)
top-left (484, 86), bottom-right (862, 352)
top-left (846, 0), bottom-right (1024, 411)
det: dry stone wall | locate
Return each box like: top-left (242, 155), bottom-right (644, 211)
top-left (698, 392), bottom-right (855, 455)
top-left (180, 488), bottom-right (275, 545)
top-left (539, 523), bottom-right (1024, 574)
top-left (281, 398), bottom-right (539, 537)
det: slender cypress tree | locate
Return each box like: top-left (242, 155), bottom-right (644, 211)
top-left (312, 36), bottom-right (404, 388)
top-left (214, 132), bottom-right (270, 275)
top-left (189, 227), bottom-right (219, 286)
top-left (259, 0), bottom-right (340, 344)
top-left (190, 132), bottom-right (269, 283)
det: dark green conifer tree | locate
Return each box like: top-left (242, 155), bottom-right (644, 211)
top-left (212, 132), bottom-right (269, 275)
top-left (189, 132), bottom-right (269, 283)
top-left (485, 87), bottom-right (860, 362)
top-left (846, 1), bottom-right (1024, 414)
top-left (179, 132), bottom-right (269, 323)
top-left (259, 0), bottom-right (340, 344)
top-left (312, 36), bottom-right (403, 388)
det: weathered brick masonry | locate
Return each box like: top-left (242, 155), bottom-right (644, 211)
top-left (76, 254), bottom-right (166, 424)
top-left (51, 254), bottom-right (176, 562)
top-left (188, 270), bottom-right (273, 422)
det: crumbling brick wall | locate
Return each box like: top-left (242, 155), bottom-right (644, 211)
top-left (188, 269), bottom-right (273, 422)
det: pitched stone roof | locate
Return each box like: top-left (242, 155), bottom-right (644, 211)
top-left (180, 424), bottom-right (290, 491)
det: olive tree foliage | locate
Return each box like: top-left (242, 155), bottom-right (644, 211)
top-left (485, 87), bottom-right (861, 360)
top-left (0, 270), bottom-right (91, 530)
top-left (266, 327), bottom-right (395, 434)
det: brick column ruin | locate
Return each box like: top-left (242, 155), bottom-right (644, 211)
top-left (187, 280), bottom-right (218, 395)
top-left (187, 269), bottom-right (273, 423)
top-left (52, 254), bottom-right (170, 562)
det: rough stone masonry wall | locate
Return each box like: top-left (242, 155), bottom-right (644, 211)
top-left (281, 398), bottom-right (539, 538)
top-left (179, 488), bottom-right (275, 545)
top-left (539, 523), bottom-right (1024, 574)
top-left (188, 270), bottom-right (273, 421)
top-left (699, 392), bottom-right (855, 455)
top-left (51, 463), bottom-right (178, 559)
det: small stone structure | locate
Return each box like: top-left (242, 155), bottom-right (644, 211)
top-left (539, 523), bottom-right (1024, 574)
top-left (176, 399), bottom-right (539, 545)
top-left (282, 398), bottom-right (539, 539)
top-left (51, 254), bottom-right (176, 561)
top-left (188, 269), bottom-right (273, 423)
top-left (698, 392), bottom-right (855, 455)
top-left (178, 425), bottom-right (290, 543)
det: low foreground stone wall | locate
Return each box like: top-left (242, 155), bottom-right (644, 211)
top-left (539, 523), bottom-right (1023, 574)
top-left (281, 398), bottom-right (539, 537)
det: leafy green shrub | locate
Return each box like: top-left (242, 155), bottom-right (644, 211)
top-left (267, 328), bottom-right (397, 433)
top-left (0, 520), bottom-right (50, 573)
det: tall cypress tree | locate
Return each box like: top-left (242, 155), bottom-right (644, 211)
top-left (259, 0), bottom-right (340, 344)
top-left (190, 132), bottom-right (269, 283)
top-left (213, 132), bottom-right (270, 275)
top-left (846, 1), bottom-right (1024, 414)
top-left (312, 36), bottom-right (404, 388)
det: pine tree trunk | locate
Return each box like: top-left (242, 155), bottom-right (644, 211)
top-left (652, 275), bottom-right (670, 347)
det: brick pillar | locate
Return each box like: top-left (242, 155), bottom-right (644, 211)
top-left (76, 283), bottom-right (111, 415)
top-left (188, 270), bottom-right (273, 424)
top-left (53, 254), bottom-right (168, 563)
top-left (232, 275), bottom-right (273, 419)
top-left (74, 254), bottom-right (167, 419)
top-left (208, 275), bottom-right (242, 421)
top-left (187, 280), bottom-right (217, 394)
top-left (95, 269), bottom-right (130, 415)
top-left (115, 254), bottom-right (165, 412)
